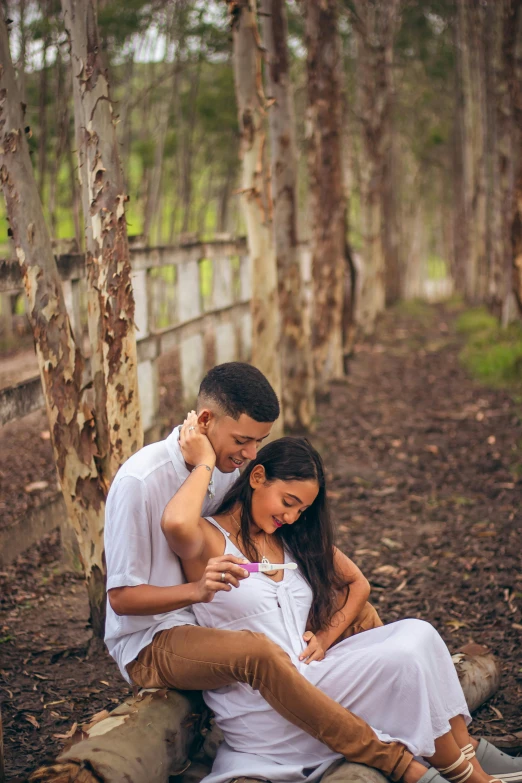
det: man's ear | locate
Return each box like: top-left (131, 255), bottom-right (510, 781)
top-left (197, 409), bottom-right (213, 430)
top-left (249, 465), bottom-right (266, 487)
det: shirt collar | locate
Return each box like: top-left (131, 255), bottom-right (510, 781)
top-left (165, 425), bottom-right (191, 483)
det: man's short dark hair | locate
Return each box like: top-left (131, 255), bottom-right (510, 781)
top-left (198, 362), bottom-right (280, 422)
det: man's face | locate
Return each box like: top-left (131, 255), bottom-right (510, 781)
top-left (205, 412), bottom-right (273, 473)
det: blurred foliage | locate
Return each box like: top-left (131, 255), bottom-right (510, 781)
top-left (458, 308), bottom-right (522, 387)
top-left (456, 307), bottom-right (499, 335)
top-left (1, 0), bottom-right (460, 290)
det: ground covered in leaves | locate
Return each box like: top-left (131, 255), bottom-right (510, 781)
top-left (0, 303), bottom-right (521, 781)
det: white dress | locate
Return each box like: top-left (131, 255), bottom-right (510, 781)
top-left (193, 519), bottom-right (471, 783)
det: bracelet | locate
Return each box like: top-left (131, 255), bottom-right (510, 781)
top-left (192, 463), bottom-right (212, 473)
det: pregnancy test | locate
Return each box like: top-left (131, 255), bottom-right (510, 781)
top-left (243, 562), bottom-right (297, 573)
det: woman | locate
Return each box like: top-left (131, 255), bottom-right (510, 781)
top-left (162, 418), bottom-right (504, 783)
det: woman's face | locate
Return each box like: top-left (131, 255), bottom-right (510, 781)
top-left (249, 469), bottom-right (319, 536)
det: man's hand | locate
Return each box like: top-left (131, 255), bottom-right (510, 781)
top-left (194, 555), bottom-right (250, 604)
top-left (180, 411), bottom-right (217, 469)
top-left (299, 631), bottom-right (326, 664)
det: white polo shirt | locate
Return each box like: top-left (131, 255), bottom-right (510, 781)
top-left (104, 426), bottom-right (238, 683)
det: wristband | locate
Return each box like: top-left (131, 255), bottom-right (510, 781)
top-left (192, 463), bottom-right (212, 473)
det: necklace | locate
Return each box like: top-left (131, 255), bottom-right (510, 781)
top-left (230, 512), bottom-right (272, 566)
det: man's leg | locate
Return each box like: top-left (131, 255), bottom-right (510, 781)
top-left (127, 624), bottom-right (412, 782)
top-left (338, 601), bottom-right (383, 641)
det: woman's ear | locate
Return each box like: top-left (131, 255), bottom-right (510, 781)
top-left (249, 465), bottom-right (266, 488)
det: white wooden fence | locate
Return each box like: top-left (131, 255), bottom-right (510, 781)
top-left (0, 238), bottom-right (252, 429)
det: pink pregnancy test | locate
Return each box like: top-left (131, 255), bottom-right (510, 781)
top-left (243, 562), bottom-right (298, 573)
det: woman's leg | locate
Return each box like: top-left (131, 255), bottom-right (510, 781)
top-left (426, 718), bottom-right (504, 783)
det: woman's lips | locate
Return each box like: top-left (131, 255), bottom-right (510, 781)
top-left (273, 517), bottom-right (283, 528)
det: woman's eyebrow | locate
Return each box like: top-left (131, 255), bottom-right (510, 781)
top-left (285, 493), bottom-right (303, 504)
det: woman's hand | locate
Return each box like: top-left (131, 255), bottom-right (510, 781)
top-left (194, 555), bottom-right (250, 604)
top-left (299, 631), bottom-right (326, 664)
top-left (180, 411), bottom-right (216, 469)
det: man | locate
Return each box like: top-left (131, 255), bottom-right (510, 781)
top-left (105, 362), bottom-right (506, 783)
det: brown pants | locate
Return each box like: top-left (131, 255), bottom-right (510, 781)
top-left (127, 602), bottom-right (412, 781)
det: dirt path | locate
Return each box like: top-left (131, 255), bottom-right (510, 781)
top-left (0, 303), bottom-right (521, 781)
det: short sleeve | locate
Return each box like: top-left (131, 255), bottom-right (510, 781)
top-left (104, 475), bottom-right (152, 591)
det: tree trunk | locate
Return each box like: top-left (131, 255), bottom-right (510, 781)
top-left (304, 0), bottom-right (346, 386)
top-left (62, 0), bottom-right (143, 481)
top-left (28, 647), bottom-right (500, 783)
top-left (16, 0), bottom-right (27, 102)
top-left (452, 8), bottom-right (468, 297)
top-left (229, 0), bottom-right (283, 431)
top-left (350, 0), bottom-right (401, 334)
top-left (37, 17), bottom-right (51, 197)
top-left (487, 0), bottom-right (517, 323)
top-left (260, 0), bottom-right (315, 431)
top-left (48, 52), bottom-right (68, 235)
top-left (0, 14), bottom-right (107, 637)
top-left (504, 0), bottom-right (522, 317)
top-left (181, 58), bottom-right (202, 235)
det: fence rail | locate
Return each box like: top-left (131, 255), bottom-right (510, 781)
top-left (0, 238), bottom-right (251, 429)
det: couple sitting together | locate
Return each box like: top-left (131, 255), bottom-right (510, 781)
top-left (104, 362), bottom-right (520, 783)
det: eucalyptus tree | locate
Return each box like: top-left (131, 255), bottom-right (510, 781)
top-left (228, 0), bottom-right (283, 432)
top-left (304, 0), bottom-right (346, 385)
top-left (260, 0), bottom-right (315, 430)
top-left (61, 0), bottom-right (143, 484)
top-left (0, 14), bottom-right (108, 638)
top-left (347, 0), bottom-right (401, 333)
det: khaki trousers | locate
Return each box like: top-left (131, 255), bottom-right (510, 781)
top-left (127, 602), bottom-right (412, 781)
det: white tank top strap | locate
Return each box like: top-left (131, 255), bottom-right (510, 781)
top-left (204, 516), bottom-right (231, 538)
top-left (205, 516), bottom-right (247, 560)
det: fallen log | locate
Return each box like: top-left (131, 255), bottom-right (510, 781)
top-left (29, 689), bottom-right (207, 783)
top-left (29, 646), bottom-right (500, 783)
top-left (451, 643), bottom-right (501, 713)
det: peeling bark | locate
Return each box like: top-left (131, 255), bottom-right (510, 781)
top-left (229, 0), bottom-right (283, 432)
top-left (62, 0), bottom-right (143, 480)
top-left (260, 0), bottom-right (315, 431)
top-left (304, 0), bottom-right (346, 386)
top-left (0, 15), bottom-right (107, 636)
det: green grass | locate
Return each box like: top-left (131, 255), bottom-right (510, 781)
top-left (456, 307), bottom-right (498, 335)
top-left (427, 254), bottom-right (448, 281)
top-left (392, 299), bottom-right (435, 323)
top-left (458, 307), bottom-right (522, 388)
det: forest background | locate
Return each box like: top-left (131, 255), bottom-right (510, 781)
top-left (1, 0), bottom-right (522, 780)
top-left (0, 0), bottom-right (476, 284)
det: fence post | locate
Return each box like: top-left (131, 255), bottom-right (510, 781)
top-left (212, 255), bottom-right (237, 364)
top-left (133, 268), bottom-right (159, 436)
top-left (238, 252), bottom-right (252, 361)
top-left (177, 258), bottom-right (204, 406)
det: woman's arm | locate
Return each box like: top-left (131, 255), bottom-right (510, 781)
top-left (300, 548), bottom-right (371, 663)
top-left (161, 413), bottom-right (218, 561)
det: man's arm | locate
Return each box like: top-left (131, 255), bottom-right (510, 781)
top-left (108, 554), bottom-right (251, 615)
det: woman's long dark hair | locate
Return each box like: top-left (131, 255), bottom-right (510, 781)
top-left (215, 437), bottom-right (347, 631)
